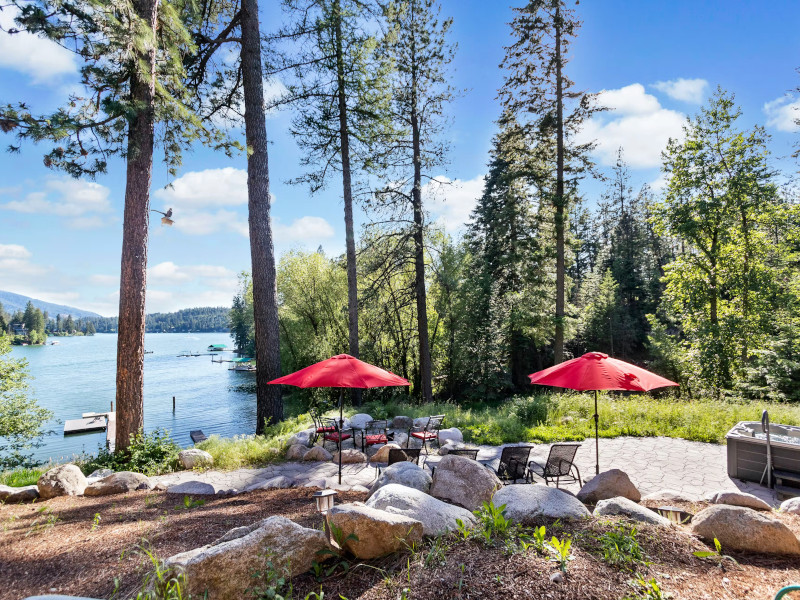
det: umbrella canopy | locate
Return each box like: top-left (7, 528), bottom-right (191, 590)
top-left (528, 352), bottom-right (678, 475)
top-left (268, 354), bottom-right (409, 389)
top-left (528, 352), bottom-right (679, 392)
top-left (268, 354), bottom-right (408, 484)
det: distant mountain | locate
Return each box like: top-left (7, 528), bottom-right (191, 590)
top-left (0, 290), bottom-right (102, 319)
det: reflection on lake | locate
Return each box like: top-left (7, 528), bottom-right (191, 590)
top-left (11, 333), bottom-right (256, 464)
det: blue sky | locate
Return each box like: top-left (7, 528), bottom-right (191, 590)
top-left (0, 0), bottom-right (798, 317)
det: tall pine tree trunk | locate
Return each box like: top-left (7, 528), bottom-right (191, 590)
top-left (242, 0), bottom-right (283, 431)
top-left (115, 0), bottom-right (159, 451)
top-left (334, 0), bottom-right (361, 404)
top-left (552, 4), bottom-right (566, 364)
top-left (411, 105), bottom-right (433, 403)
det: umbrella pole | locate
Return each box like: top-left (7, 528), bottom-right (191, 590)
top-left (594, 389), bottom-right (600, 475)
top-left (338, 388), bottom-right (344, 485)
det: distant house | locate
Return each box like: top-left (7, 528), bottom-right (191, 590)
top-left (10, 322), bottom-right (27, 336)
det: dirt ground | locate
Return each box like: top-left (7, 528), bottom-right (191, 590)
top-left (1, 489), bottom-right (800, 600)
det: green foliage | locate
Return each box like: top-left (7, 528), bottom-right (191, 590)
top-left (623, 575), bottom-right (671, 600)
top-left (91, 512), bottom-right (101, 532)
top-left (249, 550), bottom-right (293, 600)
top-left (78, 429), bottom-right (181, 476)
top-left (693, 536), bottom-right (738, 569)
top-left (113, 546), bottom-right (196, 600)
top-left (179, 496), bottom-right (206, 510)
top-left (0, 466), bottom-right (44, 487)
top-left (87, 307), bottom-right (232, 335)
top-left (597, 525), bottom-right (645, 569)
top-left (0, 333), bottom-right (53, 469)
top-left (548, 535), bottom-right (573, 573)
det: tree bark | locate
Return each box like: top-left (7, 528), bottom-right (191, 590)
top-left (115, 0), bottom-right (159, 452)
top-left (241, 0), bottom-right (283, 432)
top-left (333, 0), bottom-right (361, 405)
top-left (410, 41), bottom-right (433, 404)
top-left (552, 4), bottom-right (566, 364)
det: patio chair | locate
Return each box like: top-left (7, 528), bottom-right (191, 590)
top-left (527, 443), bottom-right (582, 488)
top-left (376, 447), bottom-right (422, 479)
top-left (310, 409), bottom-right (336, 445)
top-left (448, 448), bottom-right (479, 460)
top-left (321, 418), bottom-right (353, 453)
top-left (482, 445), bottom-right (535, 484)
top-left (408, 414), bottom-right (445, 454)
top-left (362, 419), bottom-right (392, 454)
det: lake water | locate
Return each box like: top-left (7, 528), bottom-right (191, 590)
top-left (10, 333), bottom-right (257, 464)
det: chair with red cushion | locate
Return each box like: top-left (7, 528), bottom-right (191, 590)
top-left (322, 418), bottom-right (353, 452)
top-left (408, 414), bottom-right (445, 454)
top-left (310, 410), bottom-right (337, 445)
top-left (362, 419), bottom-right (392, 454)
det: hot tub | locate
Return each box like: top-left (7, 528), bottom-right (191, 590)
top-left (726, 421), bottom-right (800, 483)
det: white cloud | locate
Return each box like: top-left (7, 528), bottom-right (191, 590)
top-left (764, 95), bottom-right (800, 132)
top-left (274, 216), bottom-right (335, 244)
top-left (1, 177), bottom-right (112, 228)
top-left (148, 261), bottom-right (236, 285)
top-left (0, 244), bottom-right (52, 293)
top-left (155, 167), bottom-right (249, 208)
top-left (651, 78), bottom-right (709, 104)
top-left (423, 175), bottom-right (485, 232)
top-left (142, 262), bottom-right (240, 312)
top-left (578, 84), bottom-right (685, 168)
top-left (0, 7), bottom-right (77, 83)
top-left (0, 243), bottom-right (31, 259)
top-left (90, 274), bottom-right (118, 286)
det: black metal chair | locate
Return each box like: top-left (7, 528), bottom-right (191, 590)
top-left (408, 415), bottom-right (445, 454)
top-left (387, 447), bottom-right (422, 466)
top-left (362, 419), bottom-right (392, 454)
top-left (482, 445), bottom-right (535, 484)
top-left (310, 410), bottom-right (336, 446)
top-left (528, 443), bottom-right (582, 488)
top-left (321, 418), bottom-right (353, 453)
top-left (448, 448), bottom-right (479, 460)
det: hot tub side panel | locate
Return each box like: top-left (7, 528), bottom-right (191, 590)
top-left (727, 437), bottom-right (800, 482)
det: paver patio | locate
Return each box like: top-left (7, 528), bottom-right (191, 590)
top-left (150, 436), bottom-right (780, 506)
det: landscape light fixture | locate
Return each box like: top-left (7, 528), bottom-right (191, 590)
top-left (151, 208), bottom-right (174, 226)
top-left (312, 489), bottom-right (337, 514)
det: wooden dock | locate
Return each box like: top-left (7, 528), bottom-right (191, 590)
top-left (63, 411), bottom-right (116, 451)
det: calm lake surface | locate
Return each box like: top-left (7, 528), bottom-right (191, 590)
top-left (11, 333), bottom-right (257, 464)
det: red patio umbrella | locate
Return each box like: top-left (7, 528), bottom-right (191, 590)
top-left (529, 352), bottom-right (678, 475)
top-left (268, 354), bottom-right (409, 483)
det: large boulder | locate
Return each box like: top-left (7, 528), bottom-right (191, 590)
top-left (286, 444), bottom-right (309, 461)
top-left (438, 427), bottom-right (463, 446)
top-left (412, 417), bottom-right (429, 428)
top-left (392, 432), bottom-right (409, 448)
top-left (392, 416), bottom-right (414, 430)
top-left (577, 469), bottom-right (641, 504)
top-left (332, 449), bottom-right (367, 464)
top-left (493, 484), bottom-right (590, 523)
top-left (179, 449), bottom-right (214, 470)
top-left (348, 413), bottom-right (374, 431)
top-left (594, 496), bottom-right (672, 527)
top-left (367, 461), bottom-right (432, 499)
top-left (166, 481), bottom-right (217, 495)
top-left (303, 446), bottom-right (333, 461)
top-left (707, 490), bottom-right (772, 511)
top-left (84, 472), bottom-right (152, 497)
top-left (166, 516), bottom-right (330, 598)
top-left (87, 468), bottom-right (114, 480)
top-left (366, 483), bottom-right (476, 536)
top-left (369, 443), bottom-right (401, 463)
top-left (780, 497), bottom-right (800, 515)
top-left (430, 454), bottom-right (501, 511)
top-left (691, 505), bottom-right (800, 555)
top-left (327, 502), bottom-right (423, 559)
top-left (288, 428), bottom-right (316, 448)
top-left (37, 464), bottom-right (88, 499)
top-left (0, 484), bottom-right (39, 503)
top-left (244, 476), bottom-right (294, 492)
top-left (438, 441), bottom-right (466, 456)
top-left (641, 489), bottom-right (698, 503)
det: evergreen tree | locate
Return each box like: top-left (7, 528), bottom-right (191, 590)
top-left (499, 0), bottom-right (600, 363)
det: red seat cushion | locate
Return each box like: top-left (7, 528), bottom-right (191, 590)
top-left (324, 432), bottom-right (351, 442)
top-left (316, 426), bottom-right (336, 433)
top-left (365, 434), bottom-right (388, 445)
top-left (411, 431), bottom-right (437, 440)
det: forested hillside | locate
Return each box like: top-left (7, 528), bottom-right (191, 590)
top-left (89, 307), bottom-right (231, 333)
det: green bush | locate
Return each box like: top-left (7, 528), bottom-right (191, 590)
top-left (78, 429), bottom-right (181, 476)
top-left (0, 467), bottom-right (44, 486)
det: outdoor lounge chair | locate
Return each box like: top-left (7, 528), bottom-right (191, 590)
top-left (482, 445), bottom-right (535, 484)
top-left (362, 419), bottom-right (392, 453)
top-left (527, 443), bottom-right (582, 488)
top-left (321, 418), bottom-right (353, 452)
top-left (408, 414), bottom-right (445, 454)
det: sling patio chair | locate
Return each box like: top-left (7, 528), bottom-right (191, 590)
top-left (427, 448), bottom-right (479, 476)
top-left (310, 409), bottom-right (337, 446)
top-left (527, 443), bottom-right (582, 488)
top-left (408, 414), bottom-right (446, 454)
top-left (321, 417), bottom-right (354, 453)
top-left (481, 445), bottom-right (535, 485)
top-left (362, 419), bottom-right (392, 454)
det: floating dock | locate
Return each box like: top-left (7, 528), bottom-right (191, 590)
top-left (63, 411), bottom-right (116, 451)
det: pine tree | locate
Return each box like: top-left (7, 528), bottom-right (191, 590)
top-left (499, 0), bottom-right (600, 364)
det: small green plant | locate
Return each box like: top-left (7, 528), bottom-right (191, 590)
top-left (179, 496), bottom-right (206, 510)
top-left (531, 525), bottom-right (547, 553)
top-left (473, 501), bottom-right (514, 544)
top-left (111, 546), bottom-right (195, 600)
top-left (249, 551), bottom-right (292, 599)
top-left (623, 574), bottom-right (672, 599)
top-left (598, 525), bottom-right (645, 569)
top-left (548, 536), bottom-right (573, 573)
top-left (91, 512), bottom-right (102, 532)
top-left (26, 506), bottom-right (59, 537)
top-left (311, 520), bottom-right (358, 579)
top-left (454, 518), bottom-right (471, 541)
top-left (423, 536), bottom-right (448, 569)
top-left (693, 537), bottom-right (738, 570)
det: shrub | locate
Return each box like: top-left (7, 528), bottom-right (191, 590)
top-left (0, 466), bottom-right (44, 487)
top-left (78, 429), bottom-right (181, 476)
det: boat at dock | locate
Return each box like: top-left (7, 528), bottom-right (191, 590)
top-left (229, 357), bottom-right (256, 372)
top-left (208, 344), bottom-right (227, 352)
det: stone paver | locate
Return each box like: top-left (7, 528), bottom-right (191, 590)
top-left (150, 436), bottom-right (779, 506)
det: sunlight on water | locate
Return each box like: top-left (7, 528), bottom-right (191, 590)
top-left (11, 333), bottom-right (257, 463)
top-left (754, 432), bottom-right (800, 446)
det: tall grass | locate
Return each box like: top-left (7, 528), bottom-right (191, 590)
top-left (0, 467), bottom-right (44, 487)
